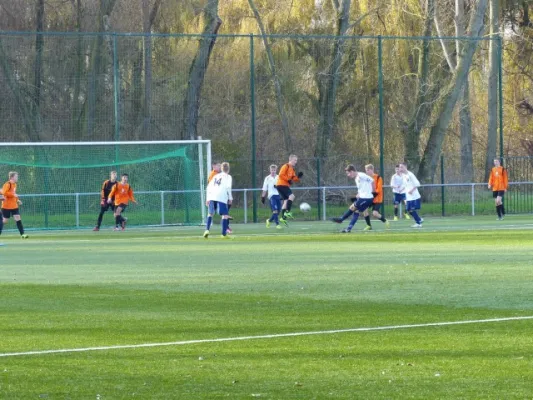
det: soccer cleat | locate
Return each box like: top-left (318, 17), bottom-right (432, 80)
top-left (411, 224), bottom-right (422, 228)
top-left (284, 212), bottom-right (294, 219)
top-left (340, 228), bottom-right (351, 233)
top-left (276, 225), bottom-right (282, 230)
top-left (93, 226), bottom-right (100, 231)
top-left (385, 220), bottom-right (390, 229)
top-left (203, 230), bottom-right (210, 238)
top-left (280, 217), bottom-right (289, 227)
top-left (497, 217), bottom-right (503, 221)
top-left (266, 219), bottom-right (270, 228)
top-left (363, 225), bottom-right (372, 231)
top-left (393, 216), bottom-right (399, 221)
top-left (226, 228), bottom-right (232, 235)
top-left (405, 213), bottom-right (411, 220)
top-left (420, 218), bottom-right (424, 223)
top-left (21, 234), bottom-right (29, 239)
top-left (330, 217), bottom-right (343, 224)
top-left (121, 217), bottom-right (128, 230)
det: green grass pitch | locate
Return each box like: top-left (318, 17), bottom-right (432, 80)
top-left (1, 215), bottom-right (533, 398)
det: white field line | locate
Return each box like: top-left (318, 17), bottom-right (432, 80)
top-left (1, 316), bottom-right (532, 358)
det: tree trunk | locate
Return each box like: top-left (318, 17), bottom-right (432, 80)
top-left (182, 0), bottom-right (222, 140)
top-left (456, 0), bottom-right (474, 182)
top-left (486, 0), bottom-right (499, 179)
top-left (247, 0), bottom-right (292, 152)
top-left (85, 0), bottom-right (117, 139)
top-left (71, 0), bottom-right (84, 140)
top-left (418, 0), bottom-right (487, 183)
top-left (141, 0), bottom-right (161, 138)
top-left (33, 0), bottom-right (45, 140)
top-left (403, 0), bottom-right (434, 171)
top-left (316, 0), bottom-right (351, 157)
top-left (459, 82), bottom-right (474, 182)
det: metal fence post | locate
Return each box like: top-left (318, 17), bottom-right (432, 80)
top-left (244, 189), bottom-right (248, 224)
top-left (441, 154), bottom-right (445, 216)
top-left (249, 34), bottom-right (258, 223)
top-left (377, 35), bottom-right (385, 216)
top-left (316, 157), bottom-right (321, 221)
top-left (160, 191), bottom-right (165, 225)
top-left (471, 184), bottom-right (475, 216)
top-left (322, 187), bottom-right (326, 221)
top-left (75, 193), bottom-right (80, 228)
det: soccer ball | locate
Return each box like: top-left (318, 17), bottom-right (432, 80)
top-left (300, 202), bottom-right (311, 212)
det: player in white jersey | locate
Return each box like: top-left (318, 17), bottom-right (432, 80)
top-left (204, 162), bottom-right (233, 238)
top-left (331, 164), bottom-right (376, 233)
top-left (399, 162), bottom-right (423, 228)
top-left (261, 165), bottom-right (282, 229)
top-left (390, 165), bottom-right (410, 221)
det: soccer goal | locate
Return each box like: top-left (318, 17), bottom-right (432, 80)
top-left (0, 140), bottom-right (211, 230)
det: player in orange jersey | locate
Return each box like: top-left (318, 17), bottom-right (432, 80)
top-left (93, 171), bottom-right (118, 231)
top-left (108, 173), bottom-right (137, 230)
top-left (488, 158), bottom-right (508, 220)
top-left (208, 162), bottom-right (221, 183)
top-left (276, 154), bottom-right (303, 224)
top-left (362, 164), bottom-right (390, 231)
top-left (1, 171), bottom-right (28, 238)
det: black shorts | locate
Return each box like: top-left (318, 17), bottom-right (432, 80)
top-left (276, 185), bottom-right (293, 200)
top-left (101, 203), bottom-right (115, 212)
top-left (493, 191), bottom-right (505, 198)
top-left (116, 203), bottom-right (128, 212)
top-left (372, 203), bottom-right (382, 212)
top-left (2, 208), bottom-right (19, 219)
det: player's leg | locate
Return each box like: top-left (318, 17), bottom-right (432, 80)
top-left (218, 203), bottom-right (230, 237)
top-left (205, 201), bottom-right (216, 236)
top-left (372, 204), bottom-right (389, 228)
top-left (13, 210), bottom-right (27, 238)
top-left (95, 203), bottom-right (108, 231)
top-left (393, 195), bottom-right (399, 221)
top-left (114, 206), bottom-right (123, 230)
top-left (284, 192), bottom-right (296, 219)
top-left (278, 187), bottom-right (290, 225)
top-left (331, 198), bottom-right (355, 224)
top-left (493, 192), bottom-right (502, 219)
top-left (408, 200), bottom-right (422, 227)
top-left (226, 204), bottom-right (232, 234)
top-left (0, 210), bottom-right (3, 236)
top-left (501, 193), bottom-right (506, 216)
top-left (120, 205), bottom-right (128, 229)
top-left (344, 199), bottom-right (370, 232)
top-left (363, 209), bottom-right (372, 231)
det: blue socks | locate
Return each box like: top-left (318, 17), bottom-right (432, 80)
top-left (269, 213), bottom-right (279, 224)
top-left (341, 209), bottom-right (354, 221)
top-left (410, 211), bottom-right (422, 224)
top-left (206, 216), bottom-right (213, 230)
top-left (347, 212), bottom-right (359, 231)
top-left (222, 219), bottom-right (229, 236)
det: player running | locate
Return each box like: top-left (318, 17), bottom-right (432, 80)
top-left (362, 164), bottom-right (390, 231)
top-left (330, 164), bottom-right (376, 233)
top-left (204, 162), bottom-right (233, 239)
top-left (488, 158), bottom-right (508, 221)
top-left (1, 171), bottom-right (28, 239)
top-left (93, 170), bottom-right (118, 231)
top-left (399, 163), bottom-right (423, 228)
top-left (108, 173), bottom-right (137, 231)
top-left (390, 165), bottom-right (410, 221)
top-left (207, 162), bottom-right (232, 234)
top-left (276, 154), bottom-right (303, 225)
top-left (261, 164), bottom-right (282, 230)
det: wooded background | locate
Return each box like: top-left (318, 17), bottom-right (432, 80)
top-left (1, 0), bottom-right (532, 186)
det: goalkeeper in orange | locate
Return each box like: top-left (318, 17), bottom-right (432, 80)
top-left (108, 173), bottom-right (137, 231)
top-left (276, 154), bottom-right (303, 224)
top-left (1, 171), bottom-right (28, 238)
top-left (488, 158), bottom-right (508, 220)
top-left (93, 170), bottom-right (118, 231)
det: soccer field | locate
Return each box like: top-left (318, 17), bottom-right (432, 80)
top-left (1, 216), bottom-right (533, 398)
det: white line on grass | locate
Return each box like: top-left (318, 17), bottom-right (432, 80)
top-left (1, 316), bottom-right (532, 358)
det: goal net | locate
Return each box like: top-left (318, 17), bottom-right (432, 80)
top-left (0, 140), bottom-right (211, 230)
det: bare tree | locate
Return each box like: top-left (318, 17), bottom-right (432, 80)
top-left (247, 0), bottom-right (292, 152)
top-left (418, 0), bottom-right (488, 183)
top-left (486, 0), bottom-right (499, 177)
top-left (182, 0), bottom-right (222, 140)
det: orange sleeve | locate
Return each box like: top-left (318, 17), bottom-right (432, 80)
top-left (2, 183), bottom-right (16, 199)
top-left (108, 184), bottom-right (117, 200)
top-left (503, 168), bottom-right (509, 189)
top-left (128, 187), bottom-right (136, 202)
top-left (488, 169), bottom-right (494, 187)
top-left (101, 180), bottom-right (108, 199)
top-left (208, 170), bottom-right (217, 183)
